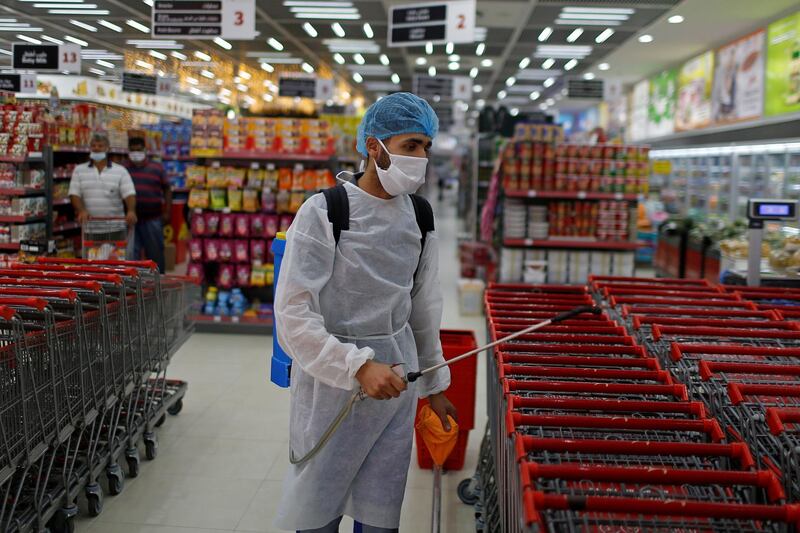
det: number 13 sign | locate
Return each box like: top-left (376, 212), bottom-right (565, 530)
top-left (58, 44), bottom-right (81, 73)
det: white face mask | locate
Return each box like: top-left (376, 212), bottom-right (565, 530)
top-left (374, 138), bottom-right (428, 196)
top-left (89, 151), bottom-right (107, 162)
top-left (129, 151), bottom-right (146, 163)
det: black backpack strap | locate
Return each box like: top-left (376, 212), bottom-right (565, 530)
top-left (409, 193), bottom-right (435, 256)
top-left (322, 184), bottom-right (349, 245)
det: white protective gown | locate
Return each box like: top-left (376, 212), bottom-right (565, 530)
top-left (273, 180), bottom-right (450, 531)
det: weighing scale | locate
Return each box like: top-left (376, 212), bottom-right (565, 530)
top-left (747, 198), bottom-right (800, 286)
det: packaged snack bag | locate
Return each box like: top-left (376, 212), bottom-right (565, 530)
top-left (235, 214), bottom-right (250, 237)
top-left (189, 239), bottom-right (204, 261)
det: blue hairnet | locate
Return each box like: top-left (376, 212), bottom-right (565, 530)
top-left (356, 92), bottom-right (439, 157)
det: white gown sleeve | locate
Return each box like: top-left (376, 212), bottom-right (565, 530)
top-left (274, 195), bottom-right (375, 391)
top-left (409, 230), bottom-right (451, 398)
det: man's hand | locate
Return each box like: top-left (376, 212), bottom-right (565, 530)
top-left (355, 360), bottom-right (407, 400)
top-left (428, 392), bottom-right (458, 432)
top-left (76, 210), bottom-right (90, 225)
top-left (125, 211), bottom-right (138, 227)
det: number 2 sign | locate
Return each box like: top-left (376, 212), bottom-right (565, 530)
top-left (445, 0), bottom-right (476, 44)
top-left (58, 44), bottom-right (81, 73)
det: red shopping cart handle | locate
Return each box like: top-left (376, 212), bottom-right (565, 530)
top-left (10, 263), bottom-right (141, 278)
top-left (0, 277), bottom-right (103, 294)
top-left (0, 287), bottom-right (77, 302)
top-left (699, 360), bottom-right (800, 381)
top-left (727, 383), bottom-right (800, 405)
top-left (0, 296), bottom-right (49, 311)
top-left (0, 305), bottom-right (16, 321)
top-left (766, 407), bottom-right (800, 435)
top-left (35, 257), bottom-right (158, 272)
top-left (0, 269), bottom-right (125, 286)
top-left (508, 395), bottom-right (705, 417)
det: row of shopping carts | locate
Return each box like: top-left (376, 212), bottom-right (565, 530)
top-left (461, 279), bottom-right (800, 532)
top-left (0, 257), bottom-right (198, 533)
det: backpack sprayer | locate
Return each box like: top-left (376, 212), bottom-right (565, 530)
top-left (288, 304), bottom-right (601, 466)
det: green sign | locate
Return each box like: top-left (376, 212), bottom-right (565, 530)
top-left (647, 69), bottom-right (677, 137)
top-left (766, 11), bottom-right (800, 116)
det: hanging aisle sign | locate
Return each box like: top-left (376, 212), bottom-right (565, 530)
top-left (122, 72), bottom-right (158, 95)
top-left (278, 77), bottom-right (335, 100)
top-left (0, 73), bottom-right (36, 94)
top-left (388, 0), bottom-right (476, 47)
top-left (12, 44), bottom-right (81, 73)
top-left (413, 75), bottom-right (472, 101)
top-left (151, 0), bottom-right (256, 40)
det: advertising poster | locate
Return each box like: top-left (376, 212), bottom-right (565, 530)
top-left (765, 11), bottom-right (800, 116)
top-left (628, 79), bottom-right (649, 142)
top-left (712, 29), bottom-right (765, 124)
top-left (604, 78), bottom-right (628, 140)
top-left (647, 69), bottom-right (677, 138)
top-left (676, 51), bottom-right (714, 131)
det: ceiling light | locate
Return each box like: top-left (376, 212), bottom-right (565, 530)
top-left (323, 38), bottom-right (379, 53)
top-left (294, 13), bottom-right (360, 19)
top-left (186, 77), bottom-right (199, 85)
top-left (143, 0), bottom-right (153, 6)
top-left (638, 34), bottom-right (653, 43)
top-left (41, 35), bottom-right (63, 44)
top-left (556, 19), bottom-right (620, 26)
top-left (538, 27), bottom-right (553, 42)
top-left (519, 57), bottom-right (530, 69)
top-left (352, 72), bottom-right (363, 82)
top-left (302, 62), bottom-right (314, 72)
top-left (428, 66), bottom-right (436, 76)
top-left (448, 62), bottom-right (459, 70)
top-left (564, 58), bottom-right (577, 70)
top-left (510, 108), bottom-right (519, 116)
top-left (598, 62), bottom-right (609, 71)
top-left (353, 53), bottom-right (365, 64)
top-left (171, 51), bottom-right (187, 60)
top-left (0, 27), bottom-right (43, 33)
top-left (127, 39), bottom-right (184, 49)
top-left (583, 72), bottom-right (596, 80)
top-left (238, 70), bottom-right (251, 81)
top-left (189, 87), bottom-right (202, 96)
top-left (48, 10), bottom-right (109, 14)
top-left (535, 45), bottom-right (592, 58)
top-left (595, 28), bottom-right (614, 43)
top-left (391, 73), bottom-right (400, 84)
top-left (213, 37), bottom-right (232, 50)
top-left (543, 77), bottom-right (554, 88)
top-left (64, 35), bottom-right (88, 46)
top-left (333, 53), bottom-right (345, 64)
top-left (566, 28), bottom-right (583, 42)
top-left (331, 23), bottom-right (345, 37)
top-left (126, 20), bottom-right (149, 33)
top-left (476, 98), bottom-right (485, 108)
top-left (135, 59), bottom-right (153, 70)
top-left (497, 90), bottom-right (507, 99)
top-left (446, 42), bottom-right (454, 54)
top-left (363, 23), bottom-right (373, 38)
top-left (563, 7), bottom-right (633, 14)
top-left (149, 50), bottom-right (167, 60)
top-left (0, 49), bottom-right (10, 56)
top-left (474, 43), bottom-right (486, 57)
top-left (237, 84), bottom-right (248, 92)
top-left (34, 2), bottom-right (98, 7)
top-left (668, 14), bottom-right (684, 23)
top-left (290, 6), bottom-right (358, 13)
top-left (96, 19), bottom-right (122, 32)
top-left (261, 62), bottom-right (274, 72)
top-left (16, 34), bottom-right (41, 44)
top-left (415, 57), bottom-right (427, 65)
top-left (542, 58), bottom-right (555, 69)
top-left (220, 88), bottom-right (232, 96)
top-left (448, 54), bottom-right (460, 62)
top-left (268, 38), bottom-right (284, 50)
top-left (194, 51), bottom-right (211, 61)
top-left (69, 20), bottom-right (97, 32)
top-left (425, 41), bottom-right (433, 55)
top-left (505, 76), bottom-right (515, 87)
top-left (560, 13), bottom-right (628, 21)
top-left (469, 67), bottom-right (478, 78)
top-left (200, 69), bottom-right (215, 79)
top-left (529, 91), bottom-right (540, 100)
top-left (379, 54), bottom-right (390, 65)
top-left (216, 79), bottom-right (223, 85)
top-left (95, 59), bottom-right (114, 69)
top-left (303, 22), bottom-right (318, 37)
top-left (233, 76), bottom-right (242, 84)
top-left (263, 93), bottom-right (273, 102)
top-left (284, 1), bottom-right (355, 6)
top-left (88, 67), bottom-right (104, 75)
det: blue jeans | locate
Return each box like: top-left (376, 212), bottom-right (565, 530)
top-left (131, 218), bottom-right (165, 273)
top-left (298, 517), bottom-right (398, 533)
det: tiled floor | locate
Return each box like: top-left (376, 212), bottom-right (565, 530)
top-left (75, 194), bottom-right (487, 532)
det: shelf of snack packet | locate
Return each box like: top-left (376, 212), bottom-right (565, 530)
top-left (504, 189), bottom-right (644, 201)
top-left (503, 238), bottom-right (641, 251)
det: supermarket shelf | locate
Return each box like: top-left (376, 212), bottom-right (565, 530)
top-left (172, 187), bottom-right (190, 193)
top-left (0, 242), bottom-right (21, 251)
top-left (505, 189), bottom-right (643, 201)
top-left (161, 155), bottom-right (195, 161)
top-left (53, 198), bottom-right (72, 205)
top-left (0, 187), bottom-right (45, 197)
top-left (194, 151), bottom-right (334, 162)
top-left (53, 222), bottom-right (81, 233)
top-left (0, 215), bottom-right (45, 223)
top-left (190, 314), bottom-right (273, 334)
top-left (0, 153), bottom-right (43, 163)
top-left (503, 238), bottom-right (641, 251)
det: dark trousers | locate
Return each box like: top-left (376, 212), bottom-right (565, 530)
top-left (131, 217), bottom-right (165, 273)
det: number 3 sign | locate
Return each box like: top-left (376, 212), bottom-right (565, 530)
top-left (222, 0), bottom-right (257, 40)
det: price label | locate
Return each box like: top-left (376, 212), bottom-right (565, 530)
top-left (213, 315), bottom-right (222, 322)
top-left (577, 191), bottom-right (587, 199)
top-left (221, 0), bottom-right (257, 39)
top-left (212, 161), bottom-right (221, 168)
top-left (250, 162), bottom-right (259, 170)
top-left (527, 190), bottom-right (537, 198)
top-left (58, 44), bottom-right (81, 73)
top-left (524, 239), bottom-right (534, 246)
top-left (614, 193), bottom-right (623, 200)
top-left (231, 316), bottom-right (240, 323)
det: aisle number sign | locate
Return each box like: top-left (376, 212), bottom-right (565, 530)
top-left (413, 75), bottom-right (472, 101)
top-left (11, 44), bottom-right (81, 73)
top-left (152, 0), bottom-right (256, 40)
top-left (278, 77), bottom-right (335, 100)
top-left (388, 0), bottom-right (476, 47)
top-left (0, 73), bottom-right (36, 94)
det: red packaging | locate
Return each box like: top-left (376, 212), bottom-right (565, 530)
top-left (250, 239), bottom-right (267, 262)
top-left (236, 264), bottom-right (251, 287)
top-left (204, 239), bottom-right (219, 262)
top-left (235, 214), bottom-right (250, 237)
top-left (279, 215), bottom-right (293, 233)
top-left (250, 214), bottom-right (266, 237)
top-left (219, 213), bottom-right (235, 237)
top-left (191, 215), bottom-right (206, 236)
top-left (217, 264), bottom-right (234, 289)
top-left (234, 239), bottom-right (249, 262)
top-left (187, 262), bottom-right (204, 283)
top-left (189, 239), bottom-right (204, 261)
top-left (218, 240), bottom-right (233, 262)
top-left (265, 215), bottom-right (279, 238)
top-left (205, 212), bottom-right (220, 235)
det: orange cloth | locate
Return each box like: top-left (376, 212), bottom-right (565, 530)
top-left (415, 404), bottom-right (459, 466)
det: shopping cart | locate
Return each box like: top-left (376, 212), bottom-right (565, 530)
top-left (81, 216), bottom-right (132, 261)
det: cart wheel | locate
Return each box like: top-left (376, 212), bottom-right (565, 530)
top-left (458, 478), bottom-right (478, 506)
top-left (47, 506), bottom-right (77, 533)
top-left (145, 435), bottom-right (158, 461)
top-left (127, 455), bottom-right (140, 478)
top-left (85, 485), bottom-right (103, 517)
top-left (167, 398), bottom-right (183, 416)
top-left (107, 465), bottom-right (124, 496)
top-left (155, 414), bottom-right (167, 427)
